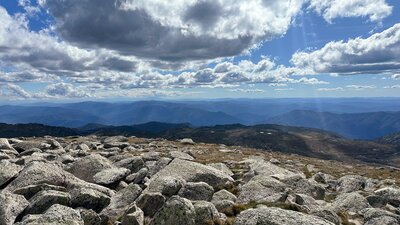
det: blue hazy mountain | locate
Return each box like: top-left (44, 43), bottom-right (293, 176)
top-left (266, 110), bottom-right (400, 139)
top-left (1, 99), bottom-right (400, 139)
top-left (0, 101), bottom-right (240, 127)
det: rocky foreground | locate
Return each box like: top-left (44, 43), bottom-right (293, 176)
top-left (0, 136), bottom-right (400, 225)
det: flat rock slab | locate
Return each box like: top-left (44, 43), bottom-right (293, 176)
top-left (148, 159), bottom-right (233, 190)
top-left (15, 204), bottom-right (84, 225)
top-left (0, 160), bottom-right (23, 187)
top-left (93, 168), bottom-right (130, 185)
top-left (0, 192), bottom-right (29, 225)
top-left (234, 207), bottom-right (334, 225)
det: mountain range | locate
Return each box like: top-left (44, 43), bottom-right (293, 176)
top-left (1, 99), bottom-right (400, 139)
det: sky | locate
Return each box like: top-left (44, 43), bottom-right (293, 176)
top-left (0, 0), bottom-right (399, 101)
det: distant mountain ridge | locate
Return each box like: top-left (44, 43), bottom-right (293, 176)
top-left (1, 100), bottom-right (400, 139)
top-left (0, 123), bottom-right (78, 138)
top-left (0, 102), bottom-right (240, 127)
top-left (267, 110), bottom-right (400, 139)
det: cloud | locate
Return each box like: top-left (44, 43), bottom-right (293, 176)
top-left (0, 1), bottom-right (397, 99)
top-left (346, 85), bottom-right (376, 90)
top-left (274, 88), bottom-right (294, 91)
top-left (0, 83), bottom-right (32, 99)
top-left (308, 0), bottom-right (392, 23)
top-left (291, 23), bottom-right (400, 75)
top-left (294, 77), bottom-right (329, 85)
top-left (317, 87), bottom-right (344, 91)
top-left (38, 0), bottom-right (304, 61)
top-left (44, 83), bottom-right (93, 98)
top-left (228, 88), bottom-right (265, 93)
top-left (0, 7), bottom-right (140, 76)
top-left (0, 71), bottom-right (59, 83)
top-left (384, 84), bottom-right (400, 89)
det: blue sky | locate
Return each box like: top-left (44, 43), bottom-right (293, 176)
top-left (0, 0), bottom-right (399, 101)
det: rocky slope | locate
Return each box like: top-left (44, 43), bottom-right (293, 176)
top-left (0, 136), bottom-right (400, 225)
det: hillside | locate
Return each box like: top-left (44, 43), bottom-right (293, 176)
top-left (161, 124), bottom-right (400, 167)
top-left (267, 110), bottom-right (400, 139)
top-left (0, 123), bottom-right (78, 138)
top-left (376, 131), bottom-right (400, 147)
top-left (1, 122), bottom-right (399, 167)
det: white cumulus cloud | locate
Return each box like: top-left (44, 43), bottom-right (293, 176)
top-left (291, 23), bottom-right (400, 75)
top-left (308, 0), bottom-right (392, 23)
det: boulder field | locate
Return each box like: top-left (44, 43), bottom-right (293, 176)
top-left (0, 136), bottom-right (399, 225)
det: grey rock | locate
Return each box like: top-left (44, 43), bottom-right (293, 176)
top-left (0, 152), bottom-right (12, 160)
top-left (148, 159), bottom-right (233, 190)
top-left (212, 200), bottom-right (235, 215)
top-left (0, 160), bottom-right (23, 187)
top-left (310, 209), bottom-right (340, 225)
top-left (170, 151), bottom-right (194, 161)
top-left (283, 176), bottom-right (325, 200)
top-left (93, 168), bottom-right (131, 185)
top-left (4, 162), bottom-right (114, 198)
top-left (126, 168), bottom-right (149, 184)
top-left (60, 154), bottom-right (75, 164)
top-left (332, 192), bottom-right (371, 213)
top-left (365, 178), bottom-right (380, 192)
top-left (375, 187), bottom-right (400, 207)
top-left (8, 138), bottom-right (23, 144)
top-left (67, 154), bottom-right (114, 183)
top-left (70, 188), bottom-right (111, 212)
top-left (77, 144), bottom-right (90, 151)
top-left (16, 204), bottom-right (84, 225)
top-left (13, 184), bottom-right (67, 200)
top-left (212, 189), bottom-right (237, 203)
top-left (312, 172), bottom-right (336, 184)
top-left (362, 208), bottom-right (400, 225)
top-left (116, 181), bottom-right (129, 191)
top-left (365, 216), bottom-right (399, 225)
top-left (269, 158), bottom-right (280, 164)
top-left (1, 148), bottom-right (19, 156)
top-left (234, 207), bottom-right (334, 225)
top-left (135, 192), bottom-right (166, 217)
top-left (78, 208), bottom-right (102, 225)
top-left (178, 182), bottom-right (214, 201)
top-left (337, 175), bottom-right (366, 193)
top-left (180, 138), bottom-right (195, 145)
top-left (366, 195), bottom-right (388, 208)
top-left (113, 156), bottom-right (144, 173)
top-left (19, 148), bottom-right (42, 157)
top-left (146, 176), bottom-right (183, 197)
top-left (104, 136), bottom-right (128, 143)
top-left (247, 158), bottom-right (296, 176)
top-left (142, 152), bottom-right (161, 161)
top-left (150, 196), bottom-right (196, 225)
top-left (0, 138), bottom-right (14, 150)
top-left (13, 141), bottom-right (44, 152)
top-left (238, 175), bottom-right (286, 203)
top-left (0, 192), bottom-right (29, 225)
top-left (294, 194), bottom-right (320, 212)
top-left (23, 190), bottom-right (71, 215)
top-left (193, 201), bottom-right (219, 225)
top-left (104, 142), bottom-right (129, 149)
top-left (121, 204), bottom-right (144, 225)
top-left (100, 183), bottom-right (142, 221)
top-left (148, 157), bottom-right (172, 176)
top-left (207, 163), bottom-right (234, 176)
